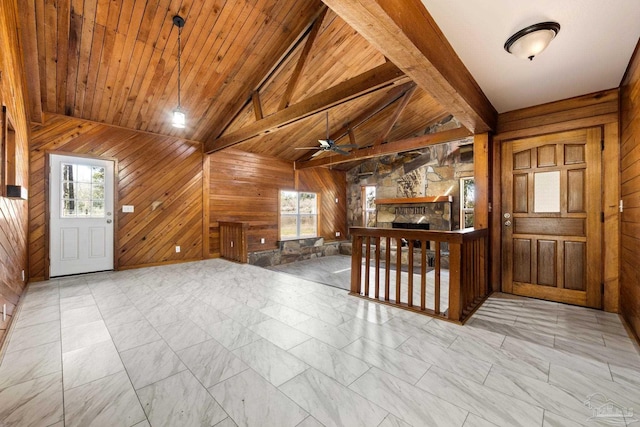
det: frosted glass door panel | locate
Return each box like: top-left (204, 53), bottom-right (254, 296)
top-left (534, 171), bottom-right (560, 213)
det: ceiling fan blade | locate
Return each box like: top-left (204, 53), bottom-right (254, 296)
top-left (337, 144), bottom-right (358, 149)
top-left (311, 149), bottom-right (325, 158)
top-left (295, 147), bottom-right (321, 150)
top-left (332, 148), bottom-right (351, 156)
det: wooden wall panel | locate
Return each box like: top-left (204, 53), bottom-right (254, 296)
top-left (296, 167), bottom-right (348, 241)
top-left (208, 149), bottom-right (347, 257)
top-left (620, 42), bottom-right (640, 341)
top-left (496, 89), bottom-right (619, 139)
top-left (209, 149), bottom-right (294, 256)
top-left (0, 0), bottom-right (32, 347)
top-left (29, 114), bottom-right (204, 280)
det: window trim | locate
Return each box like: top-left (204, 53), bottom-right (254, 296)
top-left (460, 177), bottom-right (475, 229)
top-left (361, 185), bottom-right (376, 227)
top-left (279, 190), bottom-right (320, 240)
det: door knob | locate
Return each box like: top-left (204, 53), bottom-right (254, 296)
top-left (503, 213), bottom-right (511, 219)
top-left (504, 220), bottom-right (512, 227)
top-left (106, 219), bottom-right (112, 224)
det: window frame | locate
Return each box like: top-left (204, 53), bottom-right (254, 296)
top-left (279, 190), bottom-right (319, 240)
top-left (460, 177), bottom-right (475, 229)
top-left (361, 185), bottom-right (376, 227)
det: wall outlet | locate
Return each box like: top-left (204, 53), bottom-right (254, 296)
top-left (335, 231), bottom-right (341, 237)
top-left (122, 205), bottom-right (134, 213)
top-left (175, 245), bottom-right (180, 253)
top-left (21, 269), bottom-right (25, 281)
top-left (260, 238), bottom-right (265, 244)
top-left (335, 197), bottom-right (339, 203)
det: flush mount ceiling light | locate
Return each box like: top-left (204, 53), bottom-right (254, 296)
top-left (172, 15), bottom-right (186, 128)
top-left (504, 22), bottom-right (560, 61)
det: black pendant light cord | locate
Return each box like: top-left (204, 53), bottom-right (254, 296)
top-left (177, 24), bottom-right (181, 109)
top-left (173, 15), bottom-right (185, 110)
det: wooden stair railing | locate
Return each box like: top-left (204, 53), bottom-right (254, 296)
top-left (349, 227), bottom-right (490, 323)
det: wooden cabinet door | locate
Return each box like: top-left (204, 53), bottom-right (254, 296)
top-left (501, 128), bottom-right (602, 308)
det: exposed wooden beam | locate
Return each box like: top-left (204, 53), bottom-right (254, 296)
top-left (205, 62), bottom-right (406, 154)
top-left (211, 6), bottom-right (331, 140)
top-left (279, 6), bottom-right (328, 111)
top-left (373, 83), bottom-right (416, 145)
top-left (347, 127), bottom-right (356, 145)
top-left (321, 0), bottom-right (496, 133)
top-left (295, 127), bottom-right (471, 169)
top-left (252, 91), bottom-right (263, 121)
top-left (295, 80), bottom-right (415, 162)
top-left (17, 0), bottom-right (43, 123)
top-left (473, 132), bottom-right (489, 229)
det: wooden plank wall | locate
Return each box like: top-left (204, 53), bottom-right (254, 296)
top-left (208, 148), bottom-right (347, 257)
top-left (296, 167), bottom-right (348, 240)
top-left (0, 0), bottom-right (32, 347)
top-left (620, 42), bottom-right (640, 341)
top-left (29, 114), bottom-right (204, 280)
top-left (494, 89), bottom-right (620, 312)
top-left (209, 149), bottom-right (294, 256)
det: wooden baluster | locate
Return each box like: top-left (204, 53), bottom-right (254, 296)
top-left (420, 240), bottom-right (426, 310)
top-left (351, 234), bottom-right (363, 294)
top-left (448, 242), bottom-right (461, 322)
top-left (395, 237), bottom-right (402, 303)
top-left (407, 240), bottom-right (414, 307)
top-left (385, 236), bottom-right (391, 301)
top-left (435, 241), bottom-right (440, 315)
top-left (375, 236), bottom-right (381, 299)
top-left (465, 240), bottom-right (470, 306)
top-left (475, 238), bottom-right (480, 298)
top-left (482, 235), bottom-right (488, 296)
top-left (364, 236), bottom-right (371, 297)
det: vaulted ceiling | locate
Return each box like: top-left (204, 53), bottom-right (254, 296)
top-left (20, 0), bottom-right (495, 170)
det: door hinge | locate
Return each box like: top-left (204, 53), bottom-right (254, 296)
top-left (601, 283), bottom-right (605, 294)
top-left (601, 139), bottom-right (605, 151)
top-left (601, 212), bottom-right (604, 222)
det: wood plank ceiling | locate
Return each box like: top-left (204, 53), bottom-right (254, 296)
top-left (22, 0), bottom-right (493, 170)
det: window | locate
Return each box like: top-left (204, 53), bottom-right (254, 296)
top-left (280, 190), bottom-right (318, 239)
top-left (460, 177), bottom-right (475, 228)
top-left (362, 185), bottom-right (376, 227)
top-left (61, 163), bottom-right (106, 217)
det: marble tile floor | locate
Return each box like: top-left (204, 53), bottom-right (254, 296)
top-left (0, 258), bottom-right (639, 426)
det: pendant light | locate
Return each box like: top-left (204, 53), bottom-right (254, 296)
top-left (172, 15), bottom-right (186, 128)
top-left (504, 22), bottom-right (560, 61)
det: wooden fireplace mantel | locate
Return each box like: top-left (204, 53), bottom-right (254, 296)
top-left (374, 195), bottom-right (453, 205)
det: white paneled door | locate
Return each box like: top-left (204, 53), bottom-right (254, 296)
top-left (50, 154), bottom-right (115, 277)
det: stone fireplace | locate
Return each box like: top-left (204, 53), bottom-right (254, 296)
top-left (375, 196), bottom-right (453, 231)
top-left (373, 196), bottom-right (453, 267)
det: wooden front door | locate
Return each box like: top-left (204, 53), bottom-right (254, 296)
top-left (501, 128), bottom-right (602, 308)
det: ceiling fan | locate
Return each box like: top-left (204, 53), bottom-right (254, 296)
top-left (296, 111), bottom-right (358, 157)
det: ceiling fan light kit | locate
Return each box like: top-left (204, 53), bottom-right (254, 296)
top-left (504, 21), bottom-right (560, 61)
top-left (172, 15), bottom-right (186, 128)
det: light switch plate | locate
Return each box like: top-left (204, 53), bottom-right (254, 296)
top-left (122, 205), bottom-right (134, 213)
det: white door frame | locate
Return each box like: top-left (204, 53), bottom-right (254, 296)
top-left (45, 152), bottom-right (117, 279)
